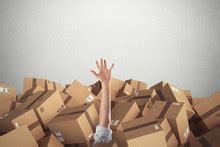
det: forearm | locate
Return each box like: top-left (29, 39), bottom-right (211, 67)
top-left (99, 82), bottom-right (111, 128)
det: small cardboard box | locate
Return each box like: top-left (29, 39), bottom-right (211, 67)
top-left (18, 90), bottom-right (65, 128)
top-left (0, 109), bottom-right (45, 141)
top-left (149, 101), bottom-right (190, 144)
top-left (38, 134), bottom-right (64, 147)
top-left (0, 99), bottom-right (20, 116)
top-left (160, 83), bottom-right (195, 119)
top-left (193, 92), bottom-right (220, 131)
top-left (114, 115), bottom-right (167, 147)
top-left (64, 80), bottom-right (97, 106)
top-left (125, 79), bottom-right (147, 90)
top-left (0, 83), bottom-right (16, 102)
top-left (111, 102), bottom-right (140, 130)
top-left (23, 77), bottom-right (64, 93)
top-left (0, 125), bottom-right (38, 147)
top-left (19, 85), bottom-right (44, 103)
top-left (158, 118), bottom-right (178, 147)
top-left (48, 104), bottom-right (98, 144)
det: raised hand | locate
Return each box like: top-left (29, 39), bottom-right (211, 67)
top-left (90, 58), bottom-right (114, 84)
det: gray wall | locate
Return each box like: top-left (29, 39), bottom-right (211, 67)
top-left (0, 0), bottom-right (220, 97)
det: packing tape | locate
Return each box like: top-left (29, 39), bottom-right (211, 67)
top-left (0, 87), bottom-right (9, 93)
top-left (64, 95), bottom-right (72, 105)
top-left (199, 137), bottom-right (211, 147)
top-left (200, 105), bottom-right (220, 120)
top-left (28, 120), bottom-right (40, 130)
top-left (86, 94), bottom-right (94, 103)
top-left (165, 129), bottom-right (173, 141)
top-left (124, 120), bottom-right (158, 132)
top-left (26, 91), bottom-right (48, 109)
top-left (111, 120), bottom-right (120, 126)
top-left (158, 101), bottom-right (172, 118)
top-left (55, 131), bottom-right (65, 142)
top-left (32, 78), bottom-right (37, 88)
top-left (53, 81), bottom-right (56, 90)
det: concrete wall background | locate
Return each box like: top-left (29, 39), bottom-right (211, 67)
top-left (0, 0), bottom-right (220, 97)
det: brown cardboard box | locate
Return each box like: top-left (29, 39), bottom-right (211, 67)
top-left (125, 79), bottom-right (147, 90)
top-left (193, 92), bottom-right (220, 131)
top-left (89, 81), bottom-right (102, 96)
top-left (48, 104), bottom-right (98, 144)
top-left (38, 134), bottom-right (64, 147)
top-left (0, 83), bottom-right (16, 102)
top-left (114, 115), bottom-right (167, 147)
top-left (64, 80), bottom-right (97, 106)
top-left (117, 83), bottom-right (137, 98)
top-left (158, 118), bottom-right (178, 147)
top-left (183, 90), bottom-right (193, 105)
top-left (111, 102), bottom-right (140, 130)
top-left (149, 101), bottom-right (190, 144)
top-left (0, 99), bottom-right (20, 116)
top-left (160, 83), bottom-right (195, 119)
top-left (18, 85), bottom-right (44, 103)
top-left (130, 89), bottom-right (156, 107)
top-left (59, 91), bottom-right (83, 108)
top-left (0, 109), bottom-right (45, 141)
top-left (23, 77), bottom-right (64, 93)
top-left (188, 127), bottom-right (220, 147)
top-left (18, 90), bottom-right (65, 128)
top-left (0, 125), bottom-right (38, 147)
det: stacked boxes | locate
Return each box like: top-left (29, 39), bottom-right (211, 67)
top-left (0, 77), bottom-right (220, 146)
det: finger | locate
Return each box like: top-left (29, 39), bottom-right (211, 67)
top-left (100, 58), bottom-right (103, 68)
top-left (110, 63), bottom-right (114, 70)
top-left (104, 59), bottom-right (107, 68)
top-left (96, 60), bottom-right (101, 69)
top-left (90, 70), bottom-right (98, 77)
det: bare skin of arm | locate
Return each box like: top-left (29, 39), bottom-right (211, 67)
top-left (90, 58), bottom-right (114, 128)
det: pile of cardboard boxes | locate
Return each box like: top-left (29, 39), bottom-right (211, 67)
top-left (0, 77), bottom-right (220, 147)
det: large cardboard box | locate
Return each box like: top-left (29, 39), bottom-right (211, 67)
top-left (188, 127), bottom-right (220, 147)
top-left (193, 92), bottom-right (220, 131)
top-left (18, 85), bottom-right (44, 103)
top-left (111, 102), bottom-right (140, 130)
top-left (48, 104), bottom-right (98, 144)
top-left (149, 101), bottom-right (190, 144)
top-left (18, 90), bottom-right (65, 128)
top-left (0, 125), bottom-right (38, 147)
top-left (0, 99), bottom-right (20, 116)
top-left (0, 83), bottom-right (16, 101)
top-left (38, 134), bottom-right (64, 147)
top-left (64, 80), bottom-right (97, 106)
top-left (160, 83), bottom-right (195, 119)
top-left (114, 115), bottom-right (167, 147)
top-left (125, 79), bottom-right (147, 90)
top-left (117, 83), bottom-right (137, 98)
top-left (158, 118), bottom-right (178, 147)
top-left (0, 109), bottom-right (45, 141)
top-left (23, 77), bottom-right (64, 93)
top-left (130, 89), bottom-right (156, 107)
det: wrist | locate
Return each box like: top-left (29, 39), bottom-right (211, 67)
top-left (101, 81), bottom-right (110, 87)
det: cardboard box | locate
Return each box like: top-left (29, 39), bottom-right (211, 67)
top-left (18, 90), bottom-right (65, 128)
top-left (0, 83), bottom-right (16, 102)
top-left (0, 99), bottom-right (20, 116)
top-left (89, 81), bottom-right (102, 96)
top-left (150, 81), bottom-right (167, 93)
top-left (188, 127), bottom-right (220, 147)
top-left (130, 89), bottom-right (156, 107)
top-left (0, 109), bottom-right (45, 141)
top-left (117, 83), bottom-right (137, 98)
top-left (60, 91), bottom-right (83, 108)
top-left (64, 80), bottom-right (97, 106)
top-left (125, 79), bottom-right (147, 90)
top-left (111, 102), bottom-right (140, 130)
top-left (23, 77), bottom-right (64, 93)
top-left (48, 104), bottom-right (98, 144)
top-left (38, 134), bottom-right (64, 147)
top-left (160, 83), bottom-right (195, 119)
top-left (18, 85), bottom-right (44, 103)
top-left (183, 90), bottom-right (193, 105)
top-left (0, 125), bottom-right (38, 147)
top-left (114, 115), bottom-right (167, 147)
top-left (193, 92), bottom-right (220, 131)
top-left (149, 101), bottom-right (190, 144)
top-left (158, 118), bottom-right (178, 147)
